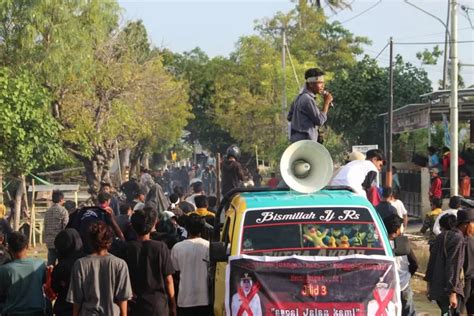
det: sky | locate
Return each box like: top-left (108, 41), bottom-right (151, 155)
top-left (118, 0), bottom-right (474, 88)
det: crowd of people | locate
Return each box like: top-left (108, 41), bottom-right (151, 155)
top-left (0, 178), bottom-right (221, 315)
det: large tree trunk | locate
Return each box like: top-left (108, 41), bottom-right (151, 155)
top-left (129, 139), bottom-right (147, 178)
top-left (13, 175), bottom-right (25, 231)
top-left (77, 142), bottom-right (116, 203)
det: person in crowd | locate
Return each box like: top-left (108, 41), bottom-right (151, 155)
top-left (131, 188), bottom-right (146, 211)
top-left (375, 187), bottom-right (399, 221)
top-left (145, 182), bottom-right (170, 216)
top-left (420, 198), bottom-right (443, 239)
top-left (209, 165), bottom-right (217, 195)
top-left (442, 147), bottom-right (466, 177)
top-left (64, 200), bottom-right (77, 214)
top-left (428, 146), bottom-right (440, 170)
top-left (221, 145), bottom-right (245, 197)
top-left (267, 172), bottom-right (279, 189)
top-left (0, 203), bottom-right (12, 242)
top-left (100, 182), bottom-right (121, 216)
top-left (460, 169), bottom-right (471, 198)
top-left (425, 208), bottom-right (474, 315)
top-left (207, 196), bottom-right (218, 213)
top-left (140, 168), bottom-right (155, 195)
top-left (392, 166), bottom-right (401, 196)
top-left (253, 169), bottom-right (263, 188)
top-left (429, 168), bottom-right (443, 201)
top-left (390, 190), bottom-right (409, 231)
top-left (185, 181), bottom-right (205, 206)
top-left (173, 186), bottom-right (196, 214)
top-left (44, 190), bottom-right (69, 265)
top-left (330, 149), bottom-right (385, 198)
top-left (171, 215), bottom-right (210, 316)
top-left (0, 232), bottom-right (46, 315)
top-left (153, 211), bottom-right (187, 249)
top-left (124, 209), bottom-right (176, 316)
top-left (68, 192), bottom-right (125, 254)
top-left (168, 193), bottom-right (184, 217)
top-left (120, 176), bottom-right (140, 203)
top-left (179, 167), bottom-right (190, 192)
top-left (287, 67), bottom-right (333, 143)
top-left (202, 167), bottom-right (211, 194)
top-left (116, 202), bottom-right (137, 241)
top-left (0, 232), bottom-right (11, 265)
top-left (51, 228), bottom-right (85, 316)
top-left (433, 196), bottom-right (462, 236)
top-left (463, 211), bottom-right (474, 316)
top-left (66, 221), bottom-right (132, 316)
top-left (188, 195), bottom-right (215, 228)
top-left (383, 214), bottom-right (418, 316)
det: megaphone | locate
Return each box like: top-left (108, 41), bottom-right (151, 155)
top-left (280, 140), bottom-right (333, 193)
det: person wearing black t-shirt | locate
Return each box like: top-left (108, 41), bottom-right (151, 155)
top-left (124, 207), bottom-right (176, 316)
top-left (375, 187), bottom-right (399, 221)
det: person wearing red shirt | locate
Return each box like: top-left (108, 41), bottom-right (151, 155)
top-left (429, 168), bottom-right (443, 200)
top-left (267, 172), bottom-right (279, 189)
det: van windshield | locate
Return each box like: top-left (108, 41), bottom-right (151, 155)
top-left (240, 207), bottom-right (387, 256)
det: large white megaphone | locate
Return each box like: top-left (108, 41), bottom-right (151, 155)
top-left (280, 140), bottom-right (334, 193)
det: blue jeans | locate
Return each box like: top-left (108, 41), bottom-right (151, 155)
top-left (47, 248), bottom-right (58, 266)
top-left (401, 286), bottom-right (416, 316)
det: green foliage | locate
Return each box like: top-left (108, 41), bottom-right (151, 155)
top-left (0, 68), bottom-right (63, 176)
top-left (256, 2), bottom-right (369, 73)
top-left (328, 55), bottom-right (432, 145)
top-left (416, 45), bottom-right (443, 65)
top-left (161, 48), bottom-right (234, 153)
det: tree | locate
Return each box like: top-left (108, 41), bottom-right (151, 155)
top-left (161, 48), bottom-right (234, 153)
top-left (0, 3), bottom-right (192, 196)
top-left (0, 68), bottom-right (63, 229)
top-left (256, 1), bottom-right (369, 73)
top-left (328, 55), bottom-right (432, 145)
top-left (292, 0), bottom-right (352, 12)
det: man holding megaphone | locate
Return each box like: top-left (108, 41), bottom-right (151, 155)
top-left (287, 68), bottom-right (333, 144)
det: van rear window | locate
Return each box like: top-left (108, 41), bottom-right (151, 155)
top-left (240, 207), bottom-right (386, 256)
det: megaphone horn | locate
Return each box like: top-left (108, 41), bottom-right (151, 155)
top-left (280, 140), bottom-right (334, 193)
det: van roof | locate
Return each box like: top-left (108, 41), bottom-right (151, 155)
top-left (238, 188), bottom-right (375, 210)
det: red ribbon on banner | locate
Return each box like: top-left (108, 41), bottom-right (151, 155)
top-left (372, 288), bottom-right (394, 316)
top-left (237, 283), bottom-right (261, 316)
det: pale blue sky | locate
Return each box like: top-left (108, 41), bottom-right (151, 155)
top-left (119, 0), bottom-right (474, 87)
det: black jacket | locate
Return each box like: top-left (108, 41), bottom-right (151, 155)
top-left (425, 229), bottom-right (466, 300)
top-left (221, 159), bottom-right (245, 196)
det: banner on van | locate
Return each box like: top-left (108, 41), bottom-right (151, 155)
top-left (226, 255), bottom-right (400, 316)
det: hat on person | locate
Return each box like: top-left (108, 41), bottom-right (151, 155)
top-left (429, 168), bottom-right (439, 174)
top-left (162, 210), bottom-right (177, 221)
top-left (457, 208), bottom-right (474, 225)
top-left (348, 151), bottom-right (366, 161)
top-left (241, 273), bottom-right (252, 281)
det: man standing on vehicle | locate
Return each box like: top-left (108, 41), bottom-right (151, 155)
top-left (330, 149), bottom-right (385, 198)
top-left (287, 68), bottom-right (333, 143)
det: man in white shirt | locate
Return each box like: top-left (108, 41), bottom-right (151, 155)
top-left (171, 215), bottom-right (210, 316)
top-left (432, 195), bottom-right (462, 236)
top-left (330, 149), bottom-right (385, 197)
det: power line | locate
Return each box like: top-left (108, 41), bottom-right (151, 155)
top-left (373, 42), bottom-right (389, 60)
top-left (393, 27), bottom-right (472, 41)
top-left (339, 0), bottom-right (382, 24)
top-left (395, 40), bottom-right (474, 45)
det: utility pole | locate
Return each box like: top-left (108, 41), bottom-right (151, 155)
top-left (282, 28), bottom-right (287, 133)
top-left (386, 38), bottom-right (394, 187)
top-left (442, 1), bottom-right (450, 90)
top-left (450, 0), bottom-right (459, 196)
